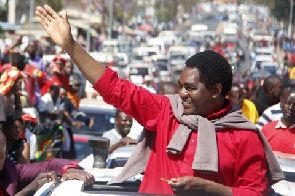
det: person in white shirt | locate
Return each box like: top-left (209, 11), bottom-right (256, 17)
top-left (103, 110), bottom-right (137, 154)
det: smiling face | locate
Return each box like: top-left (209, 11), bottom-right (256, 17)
top-left (178, 67), bottom-right (216, 116)
top-left (281, 90), bottom-right (295, 123)
top-left (116, 112), bottom-right (133, 137)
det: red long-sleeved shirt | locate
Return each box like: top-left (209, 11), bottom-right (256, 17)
top-left (94, 68), bottom-right (268, 195)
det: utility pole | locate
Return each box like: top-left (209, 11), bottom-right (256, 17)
top-left (29, 0), bottom-right (35, 27)
top-left (108, 0), bottom-right (113, 39)
top-left (288, 0), bottom-right (294, 38)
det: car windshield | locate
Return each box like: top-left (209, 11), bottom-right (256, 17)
top-left (75, 141), bottom-right (92, 161)
top-left (79, 109), bottom-right (115, 135)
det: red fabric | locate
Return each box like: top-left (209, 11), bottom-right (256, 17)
top-left (262, 121), bottom-right (295, 154)
top-left (41, 74), bottom-right (70, 96)
top-left (93, 68), bottom-right (268, 195)
top-left (0, 187), bottom-right (5, 196)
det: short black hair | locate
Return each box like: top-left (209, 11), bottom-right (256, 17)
top-left (185, 50), bottom-right (232, 96)
top-left (263, 75), bottom-right (281, 92)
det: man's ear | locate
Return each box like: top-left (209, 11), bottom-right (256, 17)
top-left (211, 83), bottom-right (222, 98)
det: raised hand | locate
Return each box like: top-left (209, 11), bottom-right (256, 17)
top-left (35, 5), bottom-right (74, 50)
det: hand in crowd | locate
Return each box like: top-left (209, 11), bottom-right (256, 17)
top-left (16, 171), bottom-right (57, 196)
top-left (61, 168), bottom-right (95, 186)
top-left (35, 4), bottom-right (73, 50)
top-left (119, 137), bottom-right (137, 146)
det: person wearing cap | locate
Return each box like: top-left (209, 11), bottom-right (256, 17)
top-left (40, 55), bottom-right (70, 96)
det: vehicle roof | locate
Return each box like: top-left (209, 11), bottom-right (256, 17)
top-left (108, 145), bottom-right (135, 160)
top-left (80, 98), bottom-right (114, 109)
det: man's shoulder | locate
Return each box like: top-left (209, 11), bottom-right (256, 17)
top-left (102, 128), bottom-right (117, 137)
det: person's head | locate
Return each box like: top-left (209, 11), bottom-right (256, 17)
top-left (59, 87), bottom-right (67, 99)
top-left (0, 131), bottom-right (6, 171)
top-left (157, 82), bottom-right (178, 95)
top-left (64, 60), bottom-right (74, 77)
top-left (263, 75), bottom-right (282, 105)
top-left (26, 40), bottom-right (37, 57)
top-left (51, 56), bottom-right (66, 75)
top-left (228, 83), bottom-right (243, 105)
top-left (9, 52), bottom-right (26, 71)
top-left (179, 50), bottom-right (232, 116)
top-left (69, 74), bottom-right (81, 93)
top-left (3, 116), bottom-right (19, 142)
top-left (115, 110), bottom-right (133, 138)
top-left (280, 87), bottom-right (295, 124)
top-left (50, 84), bottom-right (60, 101)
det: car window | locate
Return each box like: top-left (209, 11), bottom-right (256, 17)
top-left (78, 108), bottom-right (115, 135)
top-left (75, 141), bottom-right (92, 161)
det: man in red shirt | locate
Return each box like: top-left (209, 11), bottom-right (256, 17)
top-left (36, 5), bottom-right (283, 195)
top-left (262, 86), bottom-right (295, 155)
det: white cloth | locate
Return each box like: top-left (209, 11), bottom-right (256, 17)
top-left (256, 103), bottom-right (283, 130)
top-left (102, 128), bottom-right (122, 146)
top-left (38, 93), bottom-right (62, 113)
top-left (25, 128), bottom-right (37, 160)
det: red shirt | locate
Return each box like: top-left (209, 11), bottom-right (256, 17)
top-left (262, 121), bottom-right (295, 154)
top-left (94, 68), bottom-right (268, 195)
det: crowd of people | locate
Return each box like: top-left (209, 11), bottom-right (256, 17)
top-left (0, 3), bottom-right (294, 196)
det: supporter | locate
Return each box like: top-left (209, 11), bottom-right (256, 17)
top-left (2, 116), bottom-right (30, 164)
top-left (256, 87), bottom-right (289, 130)
top-left (36, 5), bottom-right (284, 195)
top-left (103, 110), bottom-right (136, 154)
top-left (26, 40), bottom-right (45, 72)
top-left (228, 83), bottom-right (259, 123)
top-left (253, 75), bottom-right (282, 115)
top-left (262, 86), bottom-right (295, 154)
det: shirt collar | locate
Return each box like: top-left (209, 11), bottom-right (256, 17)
top-left (206, 99), bottom-right (232, 120)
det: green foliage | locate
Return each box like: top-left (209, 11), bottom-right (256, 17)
top-left (36, 0), bottom-right (62, 11)
top-left (271, 0), bottom-right (291, 22)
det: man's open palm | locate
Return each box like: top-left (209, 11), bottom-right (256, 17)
top-left (35, 5), bottom-right (73, 50)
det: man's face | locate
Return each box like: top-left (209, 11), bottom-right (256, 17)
top-left (281, 92), bottom-right (295, 121)
top-left (178, 67), bottom-right (214, 116)
top-left (0, 132), bottom-right (6, 171)
top-left (27, 42), bottom-right (37, 55)
top-left (116, 112), bottom-right (133, 137)
top-left (228, 86), bottom-right (242, 105)
top-left (272, 80), bottom-right (282, 102)
top-left (64, 62), bottom-right (74, 76)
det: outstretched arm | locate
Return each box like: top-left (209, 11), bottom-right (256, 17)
top-left (35, 5), bottom-right (105, 84)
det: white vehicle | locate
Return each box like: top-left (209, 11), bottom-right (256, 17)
top-left (125, 63), bottom-right (153, 85)
top-left (158, 30), bottom-right (178, 46)
top-left (168, 46), bottom-right (196, 67)
top-left (147, 38), bottom-right (166, 54)
top-left (101, 39), bottom-right (130, 53)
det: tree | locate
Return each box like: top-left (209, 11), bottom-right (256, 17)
top-left (36, 0), bottom-right (63, 12)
